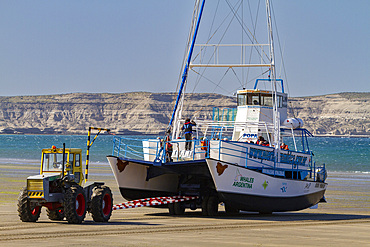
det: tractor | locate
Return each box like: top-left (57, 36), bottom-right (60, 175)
top-left (17, 127), bottom-right (113, 224)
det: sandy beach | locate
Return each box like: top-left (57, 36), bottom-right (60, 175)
top-left (1, 162), bottom-right (369, 246)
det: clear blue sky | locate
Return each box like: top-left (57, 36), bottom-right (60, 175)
top-left (0, 0), bottom-right (369, 97)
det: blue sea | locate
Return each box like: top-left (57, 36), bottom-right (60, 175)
top-left (0, 135), bottom-right (368, 173)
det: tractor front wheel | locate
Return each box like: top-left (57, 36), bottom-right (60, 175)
top-left (64, 185), bottom-right (87, 224)
top-left (17, 188), bottom-right (41, 222)
top-left (90, 186), bottom-right (113, 222)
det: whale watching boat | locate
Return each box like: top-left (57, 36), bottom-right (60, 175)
top-left (107, 0), bottom-right (327, 215)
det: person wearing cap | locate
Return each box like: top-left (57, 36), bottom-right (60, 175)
top-left (182, 118), bottom-right (196, 150)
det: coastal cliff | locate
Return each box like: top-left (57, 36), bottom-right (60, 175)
top-left (0, 92), bottom-right (368, 136)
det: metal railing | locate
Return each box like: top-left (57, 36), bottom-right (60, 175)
top-left (111, 136), bottom-right (326, 181)
top-left (209, 140), bottom-right (325, 180)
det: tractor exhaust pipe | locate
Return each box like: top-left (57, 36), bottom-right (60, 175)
top-left (62, 143), bottom-right (65, 178)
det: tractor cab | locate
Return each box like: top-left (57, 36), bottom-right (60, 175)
top-left (40, 146), bottom-right (83, 185)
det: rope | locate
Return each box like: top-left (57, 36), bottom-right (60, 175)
top-left (113, 196), bottom-right (198, 210)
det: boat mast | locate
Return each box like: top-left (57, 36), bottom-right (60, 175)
top-left (266, 0), bottom-right (280, 150)
top-left (168, 0), bottom-right (206, 138)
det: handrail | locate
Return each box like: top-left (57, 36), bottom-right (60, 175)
top-left (210, 140), bottom-right (322, 179)
top-left (111, 136), bottom-right (325, 181)
top-left (112, 136), bottom-right (210, 163)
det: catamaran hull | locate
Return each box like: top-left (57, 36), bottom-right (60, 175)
top-left (206, 158), bottom-right (327, 213)
top-left (106, 156), bottom-right (179, 201)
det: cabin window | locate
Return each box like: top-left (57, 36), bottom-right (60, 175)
top-left (75, 154), bottom-right (80, 167)
top-left (42, 153), bottom-right (67, 172)
top-left (261, 94), bottom-right (273, 107)
top-left (238, 93), bottom-right (286, 107)
top-left (247, 93), bottom-right (260, 105)
top-left (237, 94), bottom-right (246, 106)
top-left (69, 153), bottom-right (74, 165)
top-left (282, 96), bottom-right (287, 107)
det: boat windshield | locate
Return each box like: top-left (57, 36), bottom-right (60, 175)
top-left (237, 93), bottom-right (287, 108)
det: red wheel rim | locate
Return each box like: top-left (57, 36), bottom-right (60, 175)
top-left (76, 193), bottom-right (85, 216)
top-left (102, 193), bottom-right (112, 216)
top-left (31, 206), bottom-right (40, 216)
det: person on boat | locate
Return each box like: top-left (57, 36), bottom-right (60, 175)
top-left (165, 136), bottom-right (173, 162)
top-left (281, 143), bottom-right (289, 150)
top-left (256, 136), bottom-right (265, 145)
top-left (182, 118), bottom-right (196, 150)
top-left (262, 141), bottom-right (269, 146)
top-left (257, 136), bottom-right (269, 146)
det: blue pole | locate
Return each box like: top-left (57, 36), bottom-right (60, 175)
top-left (168, 0), bottom-right (206, 128)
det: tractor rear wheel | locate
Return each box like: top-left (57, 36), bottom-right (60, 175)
top-left (17, 188), bottom-right (41, 222)
top-left (64, 185), bottom-right (86, 224)
top-left (90, 186), bottom-right (113, 222)
top-left (46, 208), bottom-right (65, 221)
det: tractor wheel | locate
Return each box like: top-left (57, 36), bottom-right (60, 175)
top-left (168, 203), bottom-right (175, 215)
top-left (64, 185), bottom-right (87, 224)
top-left (90, 186), bottom-right (113, 222)
top-left (224, 203), bottom-right (240, 215)
top-left (173, 202), bottom-right (185, 215)
top-left (17, 188), bottom-right (41, 222)
top-left (206, 196), bottom-right (219, 216)
top-left (46, 208), bottom-right (65, 221)
top-left (201, 196), bottom-right (209, 216)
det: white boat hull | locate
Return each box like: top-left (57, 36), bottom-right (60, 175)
top-left (206, 158), bottom-right (327, 212)
top-left (107, 156), bottom-right (179, 200)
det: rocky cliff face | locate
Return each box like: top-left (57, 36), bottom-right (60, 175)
top-left (0, 92), bottom-right (368, 136)
top-left (288, 93), bottom-right (369, 136)
top-left (0, 92), bottom-right (234, 135)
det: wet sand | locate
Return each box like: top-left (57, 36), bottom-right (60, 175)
top-left (0, 162), bottom-right (369, 246)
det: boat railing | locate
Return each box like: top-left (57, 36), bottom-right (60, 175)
top-left (112, 136), bottom-right (209, 163)
top-left (154, 139), bottom-right (209, 163)
top-left (209, 140), bottom-right (322, 180)
top-left (112, 136), bottom-right (157, 160)
top-left (174, 118), bottom-right (277, 141)
top-left (112, 136), bottom-right (326, 181)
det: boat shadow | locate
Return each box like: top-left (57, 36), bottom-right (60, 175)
top-left (147, 211), bottom-right (370, 222)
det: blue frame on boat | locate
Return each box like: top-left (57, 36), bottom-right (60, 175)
top-left (254, 78), bottom-right (284, 93)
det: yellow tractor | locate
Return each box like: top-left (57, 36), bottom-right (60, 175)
top-left (17, 128), bottom-right (113, 224)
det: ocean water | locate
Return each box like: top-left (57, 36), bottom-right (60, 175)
top-left (0, 135), bottom-right (368, 173)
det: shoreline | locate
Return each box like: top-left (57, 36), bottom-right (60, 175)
top-left (1, 132), bottom-right (369, 138)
